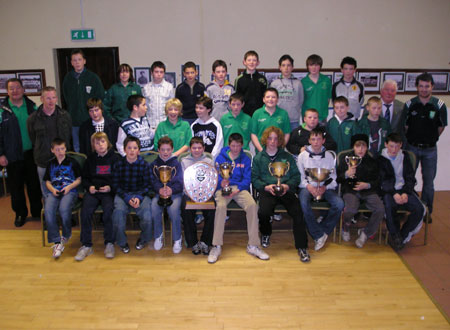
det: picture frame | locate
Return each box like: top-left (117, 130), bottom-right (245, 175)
top-left (382, 72), bottom-right (405, 92)
top-left (164, 72), bottom-right (176, 88)
top-left (430, 72), bottom-right (449, 92)
top-left (263, 72), bottom-right (280, 86)
top-left (134, 67), bottom-right (151, 88)
top-left (405, 72), bottom-right (422, 92)
top-left (0, 69), bottom-right (46, 96)
top-left (292, 72), bottom-right (308, 81)
top-left (0, 73), bottom-right (17, 94)
top-left (358, 72), bottom-right (380, 92)
top-left (333, 72), bottom-right (343, 84)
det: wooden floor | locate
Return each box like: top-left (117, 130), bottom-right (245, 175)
top-left (0, 230), bottom-right (448, 329)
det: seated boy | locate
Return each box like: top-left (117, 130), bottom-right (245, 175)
top-left (116, 95), bottom-right (154, 156)
top-left (298, 128), bottom-right (344, 252)
top-left (79, 97), bottom-right (119, 155)
top-left (76, 132), bottom-right (121, 261)
top-left (112, 136), bottom-right (152, 253)
top-left (287, 108), bottom-right (337, 156)
top-left (43, 138), bottom-right (82, 258)
top-left (180, 137), bottom-right (215, 255)
top-left (149, 136), bottom-right (184, 254)
top-left (337, 134), bottom-right (384, 248)
top-left (220, 93), bottom-right (251, 150)
top-left (379, 133), bottom-right (425, 251)
top-left (206, 60), bottom-right (235, 121)
top-left (208, 133), bottom-right (269, 264)
top-left (326, 96), bottom-right (356, 153)
top-left (356, 96), bottom-right (391, 157)
top-left (191, 96), bottom-right (223, 159)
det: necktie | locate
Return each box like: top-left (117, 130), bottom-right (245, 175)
top-left (384, 104), bottom-right (391, 122)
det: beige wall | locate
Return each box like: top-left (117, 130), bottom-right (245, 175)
top-left (1, 0), bottom-right (449, 189)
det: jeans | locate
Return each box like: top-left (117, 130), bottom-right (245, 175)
top-left (44, 191), bottom-right (78, 243)
top-left (72, 126), bottom-right (80, 152)
top-left (151, 193), bottom-right (182, 242)
top-left (406, 144), bottom-right (437, 214)
top-left (112, 195), bottom-right (152, 247)
top-left (299, 188), bottom-right (344, 240)
top-left (37, 166), bottom-right (51, 198)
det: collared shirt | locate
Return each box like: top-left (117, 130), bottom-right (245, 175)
top-left (142, 79), bottom-right (175, 129)
top-left (8, 98), bottom-right (32, 151)
top-left (154, 118), bottom-right (192, 152)
top-left (250, 105), bottom-right (291, 141)
top-left (112, 155), bottom-right (151, 202)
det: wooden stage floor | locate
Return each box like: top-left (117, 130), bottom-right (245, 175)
top-left (0, 230), bottom-right (448, 329)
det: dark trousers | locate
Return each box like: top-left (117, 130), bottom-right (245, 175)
top-left (181, 195), bottom-right (215, 247)
top-left (258, 190), bottom-right (308, 249)
top-left (80, 192), bottom-right (114, 247)
top-left (6, 150), bottom-right (42, 218)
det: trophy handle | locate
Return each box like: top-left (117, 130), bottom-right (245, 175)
top-left (153, 165), bottom-right (159, 177)
top-left (268, 163), bottom-right (274, 176)
top-left (327, 151), bottom-right (336, 170)
top-left (171, 166), bottom-right (177, 178)
top-left (286, 161), bottom-right (290, 173)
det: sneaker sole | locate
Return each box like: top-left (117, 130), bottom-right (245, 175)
top-left (247, 251), bottom-right (270, 260)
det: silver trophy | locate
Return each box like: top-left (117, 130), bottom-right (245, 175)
top-left (306, 150), bottom-right (336, 201)
top-left (183, 162), bottom-right (218, 203)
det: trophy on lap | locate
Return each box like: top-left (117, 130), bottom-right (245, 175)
top-left (306, 150), bottom-right (336, 201)
top-left (268, 161), bottom-right (290, 196)
top-left (153, 165), bottom-right (177, 207)
top-left (344, 155), bottom-right (362, 188)
top-left (217, 162), bottom-right (235, 196)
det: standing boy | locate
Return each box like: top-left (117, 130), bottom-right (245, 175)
top-left (326, 96), bottom-right (357, 153)
top-left (234, 50), bottom-right (268, 117)
top-left (220, 93), bottom-right (251, 150)
top-left (206, 60), bottom-right (235, 121)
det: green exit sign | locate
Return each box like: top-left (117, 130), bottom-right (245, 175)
top-left (71, 29), bottom-right (95, 41)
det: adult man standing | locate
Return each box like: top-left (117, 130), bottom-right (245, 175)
top-left (27, 86), bottom-right (72, 197)
top-left (404, 73), bottom-right (447, 218)
top-left (0, 78), bottom-right (42, 226)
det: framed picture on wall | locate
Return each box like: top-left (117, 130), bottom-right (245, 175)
top-left (382, 72), bottom-right (405, 92)
top-left (358, 72), bottom-right (380, 91)
top-left (405, 72), bottom-right (422, 91)
top-left (0, 73), bottom-right (17, 94)
top-left (333, 72), bottom-right (343, 84)
top-left (165, 72), bottom-right (176, 88)
top-left (134, 67), bottom-right (151, 87)
top-left (292, 72), bottom-right (308, 80)
top-left (17, 72), bottom-right (44, 94)
top-left (430, 72), bottom-right (449, 92)
top-left (263, 72), bottom-right (280, 86)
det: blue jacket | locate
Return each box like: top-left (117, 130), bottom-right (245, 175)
top-left (215, 146), bottom-right (251, 192)
top-left (150, 156), bottom-right (183, 195)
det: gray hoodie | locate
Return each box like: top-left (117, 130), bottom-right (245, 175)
top-left (270, 76), bottom-right (304, 123)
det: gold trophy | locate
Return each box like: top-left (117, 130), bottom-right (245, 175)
top-left (344, 155), bottom-right (362, 187)
top-left (218, 162), bottom-right (235, 196)
top-left (153, 165), bottom-right (177, 206)
top-left (306, 168), bottom-right (333, 201)
top-left (268, 161), bottom-right (290, 196)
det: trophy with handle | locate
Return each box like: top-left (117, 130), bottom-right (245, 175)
top-left (344, 155), bottom-right (362, 188)
top-left (153, 165), bottom-right (177, 207)
top-left (268, 161), bottom-right (290, 196)
top-left (218, 162), bottom-right (235, 196)
top-left (306, 150), bottom-right (336, 201)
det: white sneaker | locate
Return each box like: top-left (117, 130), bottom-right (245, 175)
top-left (341, 230), bottom-right (351, 242)
top-left (74, 246), bottom-right (93, 261)
top-left (316, 216), bottom-right (324, 223)
top-left (173, 238), bottom-right (182, 254)
top-left (52, 243), bottom-right (65, 258)
top-left (154, 234), bottom-right (164, 251)
top-left (104, 243), bottom-right (115, 259)
top-left (273, 213), bottom-right (282, 221)
top-left (247, 245), bottom-right (269, 260)
top-left (207, 245), bottom-right (222, 264)
top-left (355, 229), bottom-right (368, 248)
top-left (314, 233), bottom-right (328, 251)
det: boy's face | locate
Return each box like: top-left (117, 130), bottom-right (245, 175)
top-left (353, 142), bottom-right (367, 158)
top-left (190, 143), bottom-right (205, 158)
top-left (307, 63), bottom-right (321, 75)
top-left (152, 67), bottom-right (165, 84)
top-left (213, 66), bottom-right (227, 83)
top-left (41, 90), bottom-right (58, 112)
top-left (119, 70), bottom-right (130, 83)
top-left (230, 99), bottom-right (244, 117)
top-left (334, 102), bottom-right (348, 120)
top-left (263, 91), bottom-right (278, 108)
top-left (183, 67), bottom-right (197, 83)
top-left (51, 144), bottom-right (66, 159)
top-left (341, 64), bottom-right (356, 82)
top-left (367, 101), bottom-right (382, 119)
top-left (125, 141), bottom-right (140, 160)
top-left (229, 140), bottom-right (243, 156)
top-left (266, 132), bottom-right (279, 150)
top-left (195, 103), bottom-right (210, 120)
top-left (134, 99), bottom-right (148, 117)
top-left (167, 105), bottom-right (180, 122)
top-left (279, 59), bottom-right (293, 78)
top-left (158, 143), bottom-right (173, 160)
top-left (243, 55), bottom-right (259, 72)
top-left (89, 106), bottom-right (103, 122)
top-left (303, 111), bottom-right (319, 130)
top-left (308, 134), bottom-right (325, 151)
top-left (417, 80), bottom-right (433, 99)
top-left (385, 141), bottom-right (402, 157)
top-left (94, 138), bottom-right (108, 155)
top-left (71, 53), bottom-right (86, 73)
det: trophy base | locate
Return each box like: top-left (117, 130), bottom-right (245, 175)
top-left (158, 197), bottom-right (173, 207)
top-left (274, 186), bottom-right (284, 196)
top-left (347, 178), bottom-right (358, 188)
top-left (222, 187), bottom-right (232, 196)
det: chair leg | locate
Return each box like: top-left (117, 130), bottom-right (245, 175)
top-left (424, 207), bottom-right (429, 246)
top-left (378, 220), bottom-right (383, 245)
top-left (338, 214), bottom-right (343, 244)
top-left (41, 209), bottom-right (45, 247)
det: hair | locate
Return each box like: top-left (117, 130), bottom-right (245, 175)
top-left (354, 140), bottom-right (367, 147)
top-left (381, 79), bottom-right (398, 90)
top-left (416, 72), bottom-right (434, 86)
top-left (51, 137), bottom-right (66, 149)
top-left (86, 97), bottom-right (103, 111)
top-left (306, 54), bottom-right (323, 68)
top-left (340, 56), bottom-right (357, 68)
top-left (71, 48), bottom-right (85, 59)
top-left (90, 132), bottom-right (112, 152)
top-left (264, 87), bottom-right (279, 98)
top-left (385, 132), bottom-right (403, 144)
top-left (229, 133), bottom-right (243, 145)
top-left (164, 98), bottom-right (183, 116)
top-left (151, 61), bottom-right (166, 73)
top-left (127, 95), bottom-right (145, 112)
top-left (212, 59), bottom-right (227, 72)
top-left (367, 96), bottom-right (382, 107)
top-left (309, 127), bottom-right (325, 138)
top-left (117, 63), bottom-right (134, 82)
top-left (158, 136), bottom-right (173, 149)
top-left (304, 108), bottom-right (319, 117)
top-left (189, 136), bottom-right (204, 147)
top-left (183, 61), bottom-right (197, 72)
top-left (333, 96), bottom-right (349, 107)
top-left (41, 86), bottom-right (57, 95)
top-left (260, 126), bottom-right (285, 148)
top-left (229, 93), bottom-right (245, 104)
top-left (196, 96), bottom-right (213, 110)
top-left (6, 78), bottom-right (23, 89)
top-left (244, 50), bottom-right (259, 61)
top-left (278, 54), bottom-right (294, 66)
top-left (124, 136), bottom-right (141, 150)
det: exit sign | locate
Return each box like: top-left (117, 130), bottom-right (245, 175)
top-left (71, 29), bottom-right (95, 41)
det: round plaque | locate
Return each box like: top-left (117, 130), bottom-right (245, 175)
top-left (183, 162), bottom-right (218, 202)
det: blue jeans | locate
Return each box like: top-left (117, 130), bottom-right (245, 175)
top-left (44, 191), bottom-right (78, 244)
top-left (406, 144), bottom-right (437, 214)
top-left (112, 195), bottom-right (152, 247)
top-left (299, 188), bottom-right (344, 240)
top-left (72, 126), bottom-right (80, 152)
top-left (151, 193), bottom-right (182, 242)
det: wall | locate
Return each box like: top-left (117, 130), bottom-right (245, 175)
top-left (1, 0), bottom-right (449, 189)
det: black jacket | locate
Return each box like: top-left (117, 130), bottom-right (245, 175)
top-left (82, 148), bottom-right (121, 193)
top-left (175, 81), bottom-right (206, 119)
top-left (286, 124), bottom-right (337, 155)
top-left (378, 151), bottom-right (415, 196)
top-left (234, 70), bottom-right (267, 116)
top-left (79, 116), bottom-right (119, 156)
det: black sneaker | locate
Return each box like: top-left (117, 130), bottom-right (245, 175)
top-left (261, 235), bottom-right (270, 248)
top-left (191, 242), bottom-right (201, 255)
top-left (14, 216), bottom-right (26, 227)
top-left (199, 241), bottom-right (210, 255)
top-left (135, 238), bottom-right (145, 250)
top-left (298, 248), bottom-right (311, 263)
top-left (388, 233), bottom-right (404, 251)
top-left (120, 243), bottom-right (130, 254)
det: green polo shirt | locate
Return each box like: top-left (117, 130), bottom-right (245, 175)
top-left (250, 105), bottom-right (290, 141)
top-left (8, 98), bottom-right (33, 151)
top-left (220, 111), bottom-right (251, 150)
top-left (301, 73), bottom-right (332, 121)
top-left (154, 118), bottom-right (192, 152)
